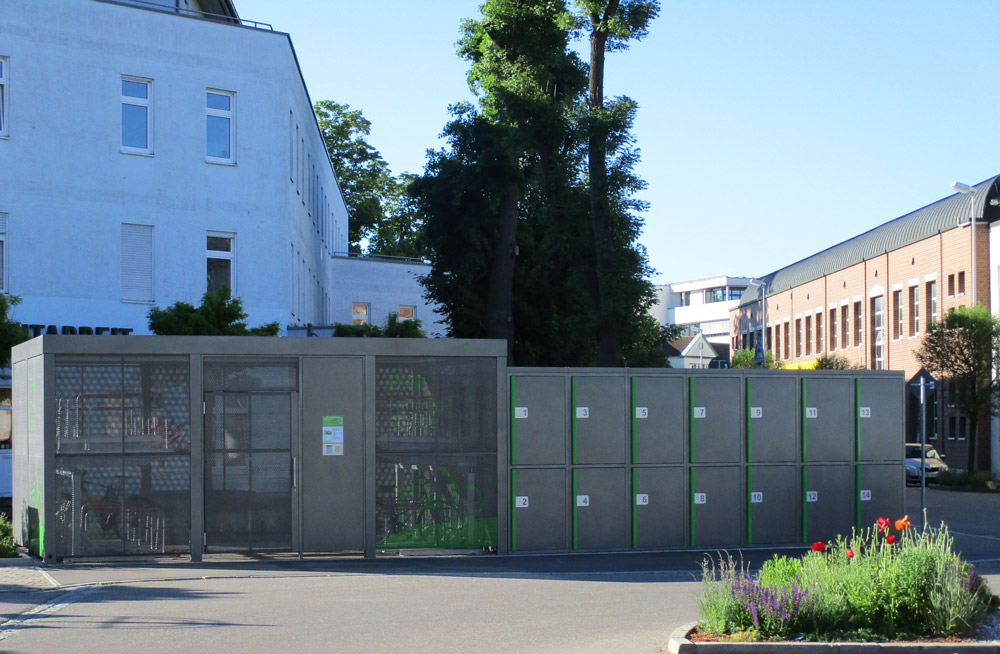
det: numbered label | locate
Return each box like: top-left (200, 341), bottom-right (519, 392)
top-left (751, 491), bottom-right (763, 504)
top-left (515, 496), bottom-right (529, 508)
top-left (576, 494), bottom-right (590, 507)
top-left (859, 407), bottom-right (871, 418)
top-left (576, 407), bottom-right (590, 419)
top-left (693, 407), bottom-right (707, 419)
top-left (635, 493), bottom-right (649, 506)
top-left (806, 407), bottom-right (818, 419)
top-left (635, 406), bottom-right (649, 419)
top-left (750, 407), bottom-right (763, 419)
top-left (514, 407), bottom-right (528, 419)
top-left (806, 491), bottom-right (818, 503)
top-left (860, 489), bottom-right (872, 501)
top-left (693, 493), bottom-right (707, 505)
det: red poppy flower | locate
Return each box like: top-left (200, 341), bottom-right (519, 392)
top-left (846, 548), bottom-right (854, 558)
top-left (876, 517), bottom-right (890, 532)
top-left (811, 542), bottom-right (825, 552)
top-left (885, 535), bottom-right (895, 544)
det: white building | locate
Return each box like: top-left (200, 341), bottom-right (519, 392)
top-left (0, 0), bottom-right (441, 341)
top-left (650, 275), bottom-right (754, 345)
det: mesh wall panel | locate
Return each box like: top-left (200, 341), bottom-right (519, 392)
top-left (55, 364), bottom-right (123, 454)
top-left (203, 359), bottom-right (298, 392)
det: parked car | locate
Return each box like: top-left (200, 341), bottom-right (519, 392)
top-left (905, 443), bottom-right (948, 485)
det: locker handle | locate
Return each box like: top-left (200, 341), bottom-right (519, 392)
top-left (292, 456), bottom-right (297, 488)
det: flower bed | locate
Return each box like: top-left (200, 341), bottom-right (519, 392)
top-left (697, 516), bottom-right (997, 642)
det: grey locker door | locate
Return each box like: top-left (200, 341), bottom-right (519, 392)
top-left (632, 377), bottom-right (685, 464)
top-left (802, 465), bottom-right (853, 544)
top-left (856, 378), bottom-right (904, 462)
top-left (856, 463), bottom-right (904, 530)
top-left (802, 378), bottom-right (853, 462)
top-left (689, 377), bottom-right (741, 463)
top-left (301, 357), bottom-right (365, 552)
top-left (690, 466), bottom-right (742, 547)
top-left (511, 468), bottom-right (566, 552)
top-left (573, 467), bottom-right (626, 550)
top-left (747, 466), bottom-right (799, 545)
top-left (632, 467), bottom-right (685, 548)
top-left (573, 376), bottom-right (626, 464)
top-left (746, 376), bottom-right (798, 463)
top-left (510, 376), bottom-right (566, 466)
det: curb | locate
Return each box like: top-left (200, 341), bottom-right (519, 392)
top-left (667, 622), bottom-right (1000, 653)
top-left (0, 551), bottom-right (38, 568)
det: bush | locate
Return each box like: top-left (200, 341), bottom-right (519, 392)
top-left (0, 513), bottom-right (17, 558)
top-left (698, 517), bottom-right (995, 641)
top-left (938, 469), bottom-right (999, 490)
top-left (332, 312), bottom-right (426, 338)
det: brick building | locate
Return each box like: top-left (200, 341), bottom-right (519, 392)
top-left (731, 175), bottom-right (1000, 471)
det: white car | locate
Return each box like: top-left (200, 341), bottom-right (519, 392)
top-left (905, 443), bottom-right (948, 485)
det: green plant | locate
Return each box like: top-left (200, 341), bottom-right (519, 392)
top-left (730, 348), bottom-right (783, 369)
top-left (332, 312), bottom-right (426, 338)
top-left (0, 513), bottom-right (17, 558)
top-left (148, 286), bottom-right (280, 336)
top-left (698, 517), bottom-right (995, 641)
top-left (812, 354), bottom-right (861, 370)
top-left (938, 469), bottom-right (999, 490)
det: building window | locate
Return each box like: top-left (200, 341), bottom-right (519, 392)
top-left (783, 322), bottom-right (790, 360)
top-left (892, 290), bottom-right (903, 339)
top-left (816, 312), bottom-right (823, 353)
top-left (957, 271), bottom-right (965, 295)
top-left (121, 223), bottom-right (153, 302)
top-left (841, 305), bottom-right (849, 350)
top-left (926, 281), bottom-right (937, 327)
top-left (908, 286), bottom-right (919, 337)
top-left (206, 90), bottom-right (235, 163)
top-left (870, 296), bottom-right (884, 370)
top-left (958, 416), bottom-right (967, 441)
top-left (805, 316), bottom-right (812, 356)
top-left (206, 233), bottom-right (234, 293)
top-left (121, 76), bottom-right (152, 154)
top-left (948, 415), bottom-right (956, 440)
top-left (705, 287), bottom-right (725, 303)
top-left (352, 302), bottom-right (370, 325)
top-left (399, 305), bottom-right (415, 320)
top-left (679, 291), bottom-right (690, 307)
top-left (728, 287), bottom-right (744, 301)
top-left (795, 319), bottom-right (802, 358)
top-left (947, 274), bottom-right (955, 297)
top-left (829, 308), bottom-right (837, 350)
top-left (853, 301), bottom-right (862, 347)
top-left (0, 57), bottom-right (7, 137)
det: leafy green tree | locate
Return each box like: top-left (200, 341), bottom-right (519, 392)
top-left (730, 348), bottom-right (783, 369)
top-left (147, 286), bottom-right (280, 336)
top-left (314, 101), bottom-right (425, 257)
top-left (0, 295), bottom-right (29, 369)
top-left (916, 304), bottom-right (1000, 471)
top-left (813, 354), bottom-right (860, 370)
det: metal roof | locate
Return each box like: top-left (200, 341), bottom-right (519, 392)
top-left (738, 176), bottom-right (1000, 307)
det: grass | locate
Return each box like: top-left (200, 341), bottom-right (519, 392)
top-left (698, 516), bottom-right (996, 642)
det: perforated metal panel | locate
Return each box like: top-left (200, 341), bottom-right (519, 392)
top-left (631, 466), bottom-right (685, 548)
top-left (802, 465), bottom-right (854, 543)
top-left (747, 466), bottom-right (798, 545)
top-left (746, 376), bottom-right (797, 463)
top-left (510, 468), bottom-right (566, 552)
top-left (573, 467), bottom-right (626, 550)
top-left (510, 376), bottom-right (566, 466)
top-left (689, 466), bottom-right (742, 547)
top-left (802, 378), bottom-right (853, 462)
top-left (572, 377), bottom-right (625, 464)
top-left (631, 377), bottom-right (685, 464)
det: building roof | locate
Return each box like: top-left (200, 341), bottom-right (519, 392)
top-left (738, 175), bottom-right (1000, 307)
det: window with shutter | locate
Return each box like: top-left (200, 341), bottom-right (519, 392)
top-left (121, 223), bottom-right (153, 302)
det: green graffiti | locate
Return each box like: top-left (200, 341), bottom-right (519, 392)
top-left (382, 468), bottom-right (495, 549)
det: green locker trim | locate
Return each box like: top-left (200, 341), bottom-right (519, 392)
top-left (854, 378), bottom-right (861, 461)
top-left (746, 466), bottom-right (753, 545)
top-left (855, 464), bottom-right (862, 531)
top-left (688, 377), bottom-right (695, 463)
top-left (572, 468), bottom-right (579, 550)
top-left (630, 377), bottom-right (637, 465)
top-left (510, 469), bottom-right (517, 552)
top-left (801, 466), bottom-right (808, 543)
top-left (510, 377), bottom-right (517, 466)
top-left (631, 467), bottom-right (638, 548)
top-left (746, 378), bottom-right (753, 462)
top-left (800, 378), bottom-right (808, 461)
top-left (689, 467), bottom-right (696, 547)
top-left (571, 377), bottom-right (578, 465)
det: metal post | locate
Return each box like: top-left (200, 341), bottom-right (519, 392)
top-left (920, 377), bottom-right (927, 530)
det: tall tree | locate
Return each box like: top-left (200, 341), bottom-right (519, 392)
top-left (916, 304), bottom-right (1000, 471)
top-left (574, 0), bottom-right (659, 366)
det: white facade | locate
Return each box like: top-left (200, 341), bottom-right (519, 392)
top-left (0, 0), bottom-right (438, 339)
top-left (651, 275), bottom-right (754, 344)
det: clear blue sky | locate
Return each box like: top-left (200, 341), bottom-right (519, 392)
top-left (238, 0), bottom-right (1000, 284)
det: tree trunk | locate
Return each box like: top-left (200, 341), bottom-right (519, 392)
top-left (588, 1), bottom-right (625, 367)
top-left (968, 415), bottom-right (979, 472)
top-left (487, 176), bottom-right (519, 361)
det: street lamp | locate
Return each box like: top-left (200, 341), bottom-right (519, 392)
top-left (748, 278), bottom-right (768, 366)
top-left (951, 181), bottom-right (977, 305)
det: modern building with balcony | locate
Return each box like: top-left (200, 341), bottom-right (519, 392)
top-left (650, 275), bottom-right (754, 346)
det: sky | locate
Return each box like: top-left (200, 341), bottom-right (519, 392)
top-left (237, 0), bottom-right (1000, 284)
